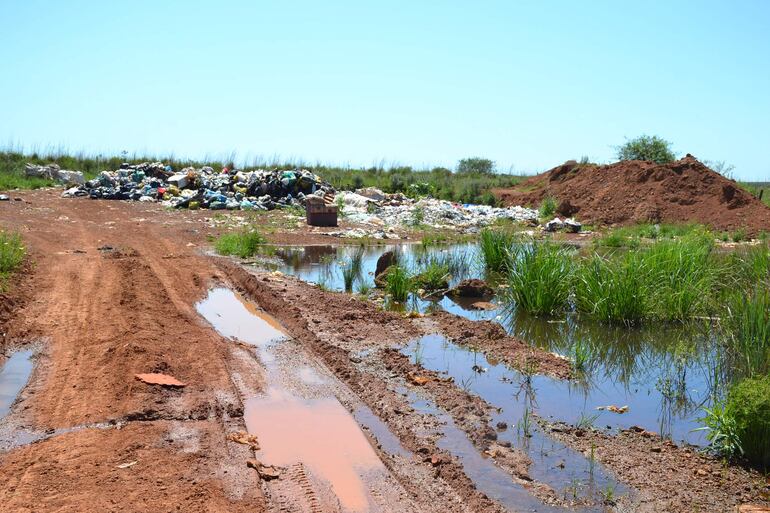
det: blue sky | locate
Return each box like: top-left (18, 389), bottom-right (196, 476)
top-left (1, 1), bottom-right (769, 179)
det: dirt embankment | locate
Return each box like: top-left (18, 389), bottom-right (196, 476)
top-left (494, 155), bottom-right (770, 234)
top-left (543, 421), bottom-right (770, 513)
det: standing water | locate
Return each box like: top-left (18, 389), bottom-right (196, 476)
top-left (0, 350), bottom-right (33, 419)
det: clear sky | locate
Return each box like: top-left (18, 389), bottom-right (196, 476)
top-left (1, 1), bottom-right (769, 179)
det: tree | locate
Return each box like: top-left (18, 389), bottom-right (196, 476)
top-left (616, 135), bottom-right (676, 163)
top-left (457, 157), bottom-right (494, 175)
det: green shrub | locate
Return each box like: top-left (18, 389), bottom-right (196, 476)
top-left (214, 230), bottom-right (266, 258)
top-left (616, 135), bottom-right (676, 163)
top-left (538, 196), bottom-right (557, 220)
top-left (696, 400), bottom-right (743, 460)
top-left (457, 157), bottom-right (494, 175)
top-left (727, 377), bottom-right (770, 469)
top-left (506, 242), bottom-right (573, 315)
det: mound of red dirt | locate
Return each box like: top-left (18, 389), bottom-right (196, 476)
top-left (494, 155), bottom-right (770, 234)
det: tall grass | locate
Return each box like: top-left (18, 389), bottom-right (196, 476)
top-left (726, 376), bottom-right (770, 469)
top-left (413, 260), bottom-right (450, 292)
top-left (574, 253), bottom-right (646, 324)
top-left (341, 247), bottom-right (365, 292)
top-left (506, 242), bottom-right (573, 315)
top-left (479, 229), bottom-right (517, 273)
top-left (724, 288), bottom-right (770, 378)
top-left (538, 196), bottom-right (557, 220)
top-left (385, 265), bottom-right (412, 303)
top-left (0, 231), bottom-right (25, 289)
top-left (214, 230), bottom-right (266, 258)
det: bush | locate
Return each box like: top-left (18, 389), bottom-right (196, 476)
top-left (457, 157), bottom-right (494, 175)
top-left (214, 230), bottom-right (266, 258)
top-left (616, 135), bottom-right (676, 163)
top-left (506, 242), bottom-right (573, 315)
top-left (538, 196), bottom-right (557, 220)
top-left (726, 376), bottom-right (770, 469)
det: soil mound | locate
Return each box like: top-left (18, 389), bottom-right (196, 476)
top-left (494, 155), bottom-right (770, 234)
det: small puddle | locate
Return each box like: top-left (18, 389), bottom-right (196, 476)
top-left (196, 287), bottom-right (400, 513)
top-left (404, 335), bottom-right (625, 507)
top-left (353, 405), bottom-right (412, 459)
top-left (0, 350), bottom-right (34, 419)
top-left (246, 388), bottom-right (385, 512)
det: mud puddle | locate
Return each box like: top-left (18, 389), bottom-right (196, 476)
top-left (405, 388), bottom-right (568, 513)
top-left (196, 287), bottom-right (406, 512)
top-left (404, 335), bottom-right (625, 507)
top-left (0, 350), bottom-right (33, 419)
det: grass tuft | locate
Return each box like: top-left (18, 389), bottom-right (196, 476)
top-left (214, 230), bottom-right (266, 258)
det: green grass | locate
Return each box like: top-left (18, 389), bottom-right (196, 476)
top-left (724, 287), bottom-right (770, 378)
top-left (506, 242), bottom-right (573, 315)
top-left (0, 231), bottom-right (25, 289)
top-left (341, 247), bottom-right (365, 292)
top-left (384, 265), bottom-right (413, 303)
top-left (214, 229), bottom-right (266, 258)
top-left (594, 223), bottom-right (710, 248)
top-left (479, 229), bottom-right (517, 273)
top-left (413, 260), bottom-right (451, 292)
top-left (574, 252), bottom-right (647, 324)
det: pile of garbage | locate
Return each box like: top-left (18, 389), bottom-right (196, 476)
top-left (26, 163), bottom-right (85, 185)
top-left (60, 162), bottom-right (335, 211)
top-left (333, 189), bottom-right (539, 232)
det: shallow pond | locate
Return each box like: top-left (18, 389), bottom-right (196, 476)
top-left (0, 350), bottom-right (34, 419)
top-left (271, 244), bottom-right (720, 447)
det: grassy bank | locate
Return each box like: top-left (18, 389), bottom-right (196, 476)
top-left (0, 231), bottom-right (26, 290)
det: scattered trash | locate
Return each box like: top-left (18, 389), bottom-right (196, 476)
top-left (469, 301), bottom-right (498, 311)
top-left (60, 161), bottom-right (335, 211)
top-left (544, 217), bottom-right (582, 233)
top-left (597, 404), bottom-right (629, 414)
top-left (25, 163), bottom-right (85, 185)
top-left (228, 431), bottom-right (260, 450)
top-left (336, 190), bottom-right (538, 232)
top-left (116, 461), bottom-right (138, 469)
top-left (0, 194), bottom-right (9, 201)
top-left (134, 373), bottom-right (186, 387)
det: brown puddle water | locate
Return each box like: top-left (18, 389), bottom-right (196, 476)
top-left (245, 388), bottom-right (385, 512)
top-left (196, 287), bottom-right (388, 513)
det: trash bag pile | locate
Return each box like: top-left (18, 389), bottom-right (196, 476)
top-left (26, 163), bottom-right (85, 185)
top-left (61, 162), bottom-right (335, 211)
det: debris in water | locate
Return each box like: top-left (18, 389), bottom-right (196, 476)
top-left (134, 373), bottom-right (186, 387)
top-left (597, 404), bottom-right (629, 414)
top-left (228, 431), bottom-right (260, 450)
top-left (470, 301), bottom-right (498, 311)
top-left (407, 372), bottom-right (432, 386)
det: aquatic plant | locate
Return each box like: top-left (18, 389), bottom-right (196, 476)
top-left (574, 253), bottom-right (646, 324)
top-left (479, 229), bottom-right (516, 273)
top-left (385, 265), bottom-right (412, 303)
top-left (341, 247), bottom-right (365, 292)
top-left (357, 280), bottom-right (372, 296)
top-left (724, 287), bottom-right (770, 378)
top-left (413, 260), bottom-right (450, 292)
top-left (214, 229), bottom-right (266, 258)
top-left (506, 242), bottom-right (573, 315)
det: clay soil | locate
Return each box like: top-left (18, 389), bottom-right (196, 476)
top-left (1, 188), bottom-right (768, 512)
top-left (494, 155), bottom-right (770, 234)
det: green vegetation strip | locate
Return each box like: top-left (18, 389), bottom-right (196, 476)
top-left (0, 231), bottom-right (26, 290)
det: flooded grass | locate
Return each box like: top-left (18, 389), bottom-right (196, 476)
top-left (506, 242), bottom-right (573, 315)
top-left (479, 228), bottom-right (517, 273)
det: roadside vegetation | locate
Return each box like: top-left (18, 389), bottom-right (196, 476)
top-left (214, 229), bottom-right (266, 258)
top-left (0, 230), bottom-right (25, 290)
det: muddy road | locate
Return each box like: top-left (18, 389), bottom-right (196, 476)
top-left (1, 189), bottom-right (768, 513)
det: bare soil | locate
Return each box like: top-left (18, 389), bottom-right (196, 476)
top-left (494, 155), bottom-right (770, 234)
